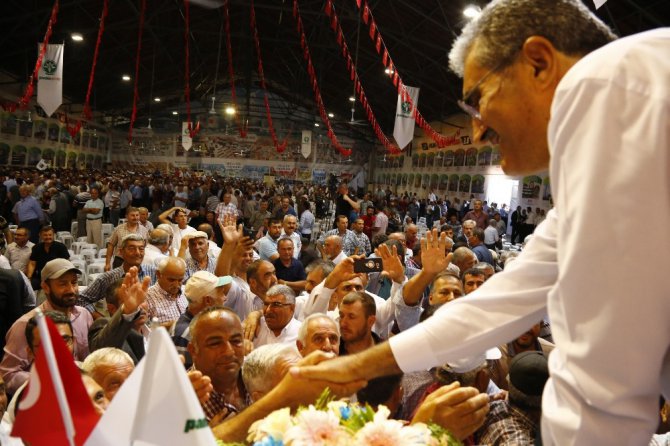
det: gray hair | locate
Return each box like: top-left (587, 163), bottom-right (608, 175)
top-left (462, 219), bottom-right (476, 229)
top-left (266, 284), bottom-right (296, 304)
top-left (297, 313), bottom-right (340, 344)
top-left (242, 343), bottom-right (300, 397)
top-left (157, 256), bottom-right (186, 273)
top-left (448, 0), bottom-right (616, 77)
top-left (148, 229), bottom-right (169, 246)
top-left (82, 347), bottom-right (134, 373)
top-left (282, 214), bottom-right (297, 223)
top-left (120, 233), bottom-right (146, 249)
top-left (156, 223), bottom-right (174, 236)
top-left (305, 259), bottom-right (335, 276)
top-left (324, 235), bottom-right (342, 248)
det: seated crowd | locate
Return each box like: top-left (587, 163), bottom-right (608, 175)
top-left (1, 167), bottom-right (665, 444)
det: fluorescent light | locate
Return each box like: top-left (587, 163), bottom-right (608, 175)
top-left (328, 113), bottom-right (334, 118)
top-left (172, 111), bottom-right (178, 115)
top-left (154, 97), bottom-right (161, 102)
top-left (224, 106), bottom-right (236, 115)
top-left (349, 96), bottom-right (355, 102)
top-left (314, 123), bottom-right (320, 127)
top-left (463, 5), bottom-right (481, 18)
top-left (71, 33), bottom-right (84, 42)
top-left (121, 75), bottom-right (131, 81)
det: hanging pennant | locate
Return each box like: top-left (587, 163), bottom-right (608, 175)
top-left (301, 130), bottom-right (312, 159)
top-left (182, 122), bottom-right (192, 151)
top-left (369, 21), bottom-right (376, 40)
top-left (382, 50), bottom-right (389, 67)
top-left (324, 0), bottom-right (332, 17)
top-left (375, 34), bottom-right (382, 53)
top-left (362, 3), bottom-right (370, 24)
top-left (37, 43), bottom-right (64, 117)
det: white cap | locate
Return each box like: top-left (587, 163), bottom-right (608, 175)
top-left (184, 271), bottom-right (233, 301)
top-left (41, 259), bottom-right (82, 282)
top-left (444, 348), bottom-right (501, 373)
top-left (188, 231), bottom-right (209, 240)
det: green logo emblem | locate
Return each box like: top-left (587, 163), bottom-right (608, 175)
top-left (43, 59), bottom-right (57, 75)
top-left (400, 101), bottom-right (411, 114)
top-left (184, 417), bottom-right (208, 433)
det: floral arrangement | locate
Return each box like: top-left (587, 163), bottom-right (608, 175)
top-left (218, 390), bottom-right (461, 446)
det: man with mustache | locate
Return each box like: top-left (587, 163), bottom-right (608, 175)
top-left (0, 258), bottom-right (93, 394)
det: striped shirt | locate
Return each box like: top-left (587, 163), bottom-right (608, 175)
top-left (145, 283), bottom-right (188, 323)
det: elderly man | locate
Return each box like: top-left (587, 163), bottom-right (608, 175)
top-left (215, 192), bottom-right (239, 225)
top-left (451, 247), bottom-right (477, 277)
top-left (105, 207), bottom-right (149, 271)
top-left (188, 307), bottom-right (249, 422)
top-left (145, 256), bottom-right (188, 324)
top-left (296, 313), bottom-right (340, 356)
top-left (84, 187), bottom-right (104, 248)
top-left (253, 284), bottom-right (302, 348)
top-left (79, 234), bottom-right (157, 316)
top-left (292, 2), bottom-right (670, 444)
top-left (4, 227), bottom-right (33, 273)
top-left (272, 238), bottom-right (306, 293)
top-left (82, 347), bottom-right (135, 401)
top-left (0, 259), bottom-right (93, 394)
top-left (178, 230), bottom-right (218, 281)
top-left (279, 215), bottom-right (301, 259)
top-left (137, 207), bottom-right (154, 232)
top-left (142, 228), bottom-right (170, 267)
top-left (321, 235), bottom-right (346, 265)
top-left (242, 344), bottom-right (302, 403)
top-left (172, 270), bottom-right (232, 366)
top-left (12, 185), bottom-right (44, 244)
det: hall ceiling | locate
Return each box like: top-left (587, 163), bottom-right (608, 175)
top-left (1, 0), bottom-right (668, 134)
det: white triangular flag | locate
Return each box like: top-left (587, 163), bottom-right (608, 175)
top-left (301, 130), bottom-right (312, 159)
top-left (85, 328), bottom-right (217, 446)
top-left (393, 85), bottom-right (419, 150)
top-left (37, 43), bottom-right (64, 117)
top-left (182, 122), bottom-right (193, 151)
top-left (593, 0), bottom-right (607, 8)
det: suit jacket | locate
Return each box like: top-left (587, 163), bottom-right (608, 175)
top-left (88, 308), bottom-right (146, 364)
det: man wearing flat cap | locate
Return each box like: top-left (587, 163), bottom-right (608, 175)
top-left (0, 258), bottom-right (93, 394)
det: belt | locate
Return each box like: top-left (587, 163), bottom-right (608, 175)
top-left (87, 217), bottom-right (102, 221)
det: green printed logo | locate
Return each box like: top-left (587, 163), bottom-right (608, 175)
top-left (43, 60), bottom-right (57, 75)
top-left (184, 417), bottom-right (208, 433)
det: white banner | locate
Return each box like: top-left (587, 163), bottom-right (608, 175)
top-left (393, 85), bottom-right (419, 150)
top-left (301, 130), bottom-right (312, 159)
top-left (593, 0), bottom-right (608, 8)
top-left (37, 43), bottom-right (64, 117)
top-left (182, 122), bottom-right (192, 151)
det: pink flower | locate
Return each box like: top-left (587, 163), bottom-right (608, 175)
top-left (352, 406), bottom-right (431, 446)
top-left (283, 406), bottom-right (350, 446)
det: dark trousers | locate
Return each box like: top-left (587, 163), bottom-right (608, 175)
top-left (21, 218), bottom-right (41, 244)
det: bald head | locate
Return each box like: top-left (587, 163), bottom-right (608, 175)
top-left (452, 247), bottom-right (477, 276)
top-left (323, 235), bottom-right (343, 260)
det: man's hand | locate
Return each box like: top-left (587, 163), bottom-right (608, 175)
top-left (242, 310), bottom-right (262, 342)
top-left (411, 382), bottom-right (489, 440)
top-left (323, 255), bottom-right (361, 289)
top-left (277, 351), bottom-right (367, 407)
top-left (220, 215), bottom-right (242, 246)
top-left (421, 229), bottom-right (453, 276)
top-left (187, 369), bottom-right (213, 405)
top-left (118, 266), bottom-right (150, 314)
top-left (377, 244), bottom-right (405, 284)
top-left (104, 262), bottom-right (111, 272)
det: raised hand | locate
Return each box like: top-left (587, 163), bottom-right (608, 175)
top-left (220, 215), bottom-right (242, 246)
top-left (421, 228), bottom-right (453, 276)
top-left (324, 255), bottom-right (361, 289)
top-left (118, 266), bottom-right (151, 314)
top-left (376, 243), bottom-right (405, 283)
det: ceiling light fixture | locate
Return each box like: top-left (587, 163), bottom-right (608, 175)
top-left (328, 113), bottom-right (334, 118)
top-left (154, 97), bottom-right (161, 102)
top-left (463, 5), bottom-right (481, 18)
top-left (349, 96), bottom-right (355, 102)
top-left (71, 33), bottom-right (84, 42)
top-left (224, 106), bottom-right (236, 115)
top-left (172, 111), bottom-right (179, 115)
top-left (314, 123), bottom-right (320, 127)
top-left (122, 75), bottom-right (131, 81)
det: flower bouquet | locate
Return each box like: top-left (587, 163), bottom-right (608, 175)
top-left (219, 389), bottom-right (462, 446)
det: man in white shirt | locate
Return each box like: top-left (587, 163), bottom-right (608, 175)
top-left (292, 3), bottom-right (669, 445)
top-left (142, 228), bottom-right (170, 267)
top-left (4, 227), bottom-right (33, 273)
top-left (253, 284), bottom-right (301, 348)
top-left (321, 235), bottom-right (346, 265)
top-left (280, 215), bottom-right (301, 259)
top-left (372, 208), bottom-right (388, 238)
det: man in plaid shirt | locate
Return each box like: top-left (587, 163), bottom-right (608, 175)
top-left (145, 256), bottom-right (188, 325)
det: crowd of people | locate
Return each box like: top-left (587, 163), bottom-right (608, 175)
top-left (0, 163), bottom-right (557, 444)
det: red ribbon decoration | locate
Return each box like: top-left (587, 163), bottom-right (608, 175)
top-left (6, 0), bottom-right (60, 113)
top-left (355, 0), bottom-right (460, 147)
top-left (320, 1), bottom-right (400, 154)
top-left (183, 0), bottom-right (201, 139)
top-left (128, 0), bottom-right (146, 144)
top-left (292, 0), bottom-right (351, 157)
top-left (250, 0), bottom-right (291, 153)
top-left (223, 0), bottom-right (247, 137)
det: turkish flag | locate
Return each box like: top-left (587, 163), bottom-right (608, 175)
top-left (11, 316), bottom-right (100, 446)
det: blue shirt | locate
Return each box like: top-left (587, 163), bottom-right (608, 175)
top-left (13, 196), bottom-right (43, 222)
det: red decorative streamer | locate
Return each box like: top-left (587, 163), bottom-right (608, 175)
top-left (223, 0), bottom-right (247, 137)
top-left (5, 0), bottom-right (60, 113)
top-left (183, 0), bottom-right (201, 139)
top-left (250, 0), bottom-right (291, 153)
top-left (128, 0), bottom-right (146, 143)
top-left (354, 0), bottom-right (460, 147)
top-left (292, 0), bottom-right (351, 157)
top-left (319, 0), bottom-right (400, 154)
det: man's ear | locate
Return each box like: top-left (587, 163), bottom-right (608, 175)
top-left (521, 36), bottom-right (558, 88)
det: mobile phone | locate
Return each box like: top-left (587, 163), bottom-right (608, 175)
top-left (243, 227), bottom-right (256, 239)
top-left (353, 258), bottom-right (383, 274)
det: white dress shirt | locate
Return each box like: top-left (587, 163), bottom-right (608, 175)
top-left (388, 29), bottom-right (670, 445)
top-left (331, 250), bottom-right (347, 265)
top-left (253, 317), bottom-right (302, 348)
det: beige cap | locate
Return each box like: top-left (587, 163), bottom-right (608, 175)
top-left (41, 258), bottom-right (82, 282)
top-left (188, 231), bottom-right (209, 240)
top-left (185, 271), bottom-right (233, 300)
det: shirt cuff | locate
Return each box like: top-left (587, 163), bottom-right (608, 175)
top-left (121, 307), bottom-right (141, 321)
top-left (388, 323), bottom-right (436, 373)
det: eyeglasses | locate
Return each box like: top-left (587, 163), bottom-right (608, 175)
top-left (457, 60), bottom-right (507, 121)
top-left (262, 301), bottom-right (292, 310)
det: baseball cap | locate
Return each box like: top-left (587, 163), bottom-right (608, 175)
top-left (185, 271), bottom-right (233, 300)
top-left (41, 259), bottom-right (82, 282)
top-left (508, 351), bottom-right (549, 396)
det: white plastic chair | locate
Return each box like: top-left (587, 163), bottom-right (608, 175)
top-left (77, 236), bottom-right (88, 243)
top-left (71, 241), bottom-right (87, 254)
top-left (70, 222), bottom-right (78, 236)
top-left (58, 233), bottom-right (74, 250)
top-left (82, 243), bottom-right (99, 252)
top-left (101, 223), bottom-right (114, 238)
top-left (80, 248), bottom-right (97, 263)
top-left (97, 248), bottom-right (107, 258)
top-left (90, 258), bottom-right (106, 264)
top-left (87, 263), bottom-right (105, 276)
